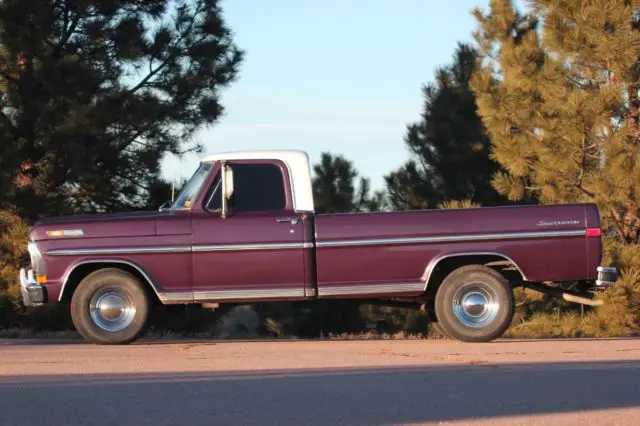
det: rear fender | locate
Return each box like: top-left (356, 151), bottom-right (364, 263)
top-left (423, 252), bottom-right (527, 291)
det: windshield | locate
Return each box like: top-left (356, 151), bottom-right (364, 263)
top-left (170, 163), bottom-right (212, 209)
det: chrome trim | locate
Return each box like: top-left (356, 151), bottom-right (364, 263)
top-left (452, 284), bottom-right (500, 328)
top-left (318, 282), bottom-right (424, 296)
top-left (221, 160), bottom-right (229, 219)
top-left (89, 288), bottom-right (137, 332)
top-left (48, 242), bottom-right (314, 256)
top-left (19, 268), bottom-right (45, 306)
top-left (596, 265), bottom-right (618, 288)
top-left (204, 179), bottom-right (222, 211)
top-left (158, 292), bottom-right (192, 303)
top-left (27, 241), bottom-right (46, 276)
top-left (192, 242), bottom-right (313, 252)
top-left (276, 217), bottom-right (301, 225)
top-left (423, 252), bottom-right (528, 289)
top-left (316, 229), bottom-right (586, 248)
top-left (48, 246), bottom-right (191, 256)
top-left (59, 259), bottom-right (165, 302)
top-left (159, 288), bottom-right (306, 303)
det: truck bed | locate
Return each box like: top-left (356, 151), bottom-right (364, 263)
top-left (312, 203), bottom-right (601, 297)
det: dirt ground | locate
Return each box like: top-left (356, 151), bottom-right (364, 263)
top-left (1, 337), bottom-right (639, 425)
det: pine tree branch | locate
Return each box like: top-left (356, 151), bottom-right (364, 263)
top-left (609, 208), bottom-right (632, 243)
top-left (572, 134), bottom-right (596, 199)
top-left (116, 129), bottom-right (147, 152)
top-left (59, 15), bottom-right (81, 51)
top-left (127, 3), bottom-right (204, 95)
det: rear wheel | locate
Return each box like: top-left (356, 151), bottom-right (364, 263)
top-left (434, 265), bottom-right (514, 343)
top-left (71, 268), bottom-right (151, 344)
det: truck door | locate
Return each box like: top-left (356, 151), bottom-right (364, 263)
top-left (190, 160), bottom-right (312, 301)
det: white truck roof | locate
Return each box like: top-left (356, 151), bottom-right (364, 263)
top-left (201, 149), bottom-right (315, 212)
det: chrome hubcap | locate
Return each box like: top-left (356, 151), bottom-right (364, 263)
top-left (90, 289), bottom-right (136, 332)
top-left (452, 285), bottom-right (499, 328)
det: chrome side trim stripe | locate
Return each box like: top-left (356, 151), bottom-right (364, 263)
top-left (316, 229), bottom-right (586, 248)
top-left (159, 288), bottom-right (306, 303)
top-left (47, 242), bottom-right (314, 256)
top-left (160, 284), bottom-right (418, 302)
top-left (46, 229), bottom-right (584, 256)
top-left (158, 292), bottom-right (192, 303)
top-left (192, 242), bottom-right (314, 252)
top-left (49, 246), bottom-right (191, 256)
top-left (318, 283), bottom-right (424, 296)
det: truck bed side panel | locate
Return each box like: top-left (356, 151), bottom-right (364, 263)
top-left (313, 204), bottom-right (594, 297)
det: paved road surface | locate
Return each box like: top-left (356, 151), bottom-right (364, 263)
top-left (1, 337), bottom-right (640, 425)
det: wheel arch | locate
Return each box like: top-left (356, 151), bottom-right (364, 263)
top-left (59, 259), bottom-right (163, 304)
top-left (423, 252), bottom-right (527, 296)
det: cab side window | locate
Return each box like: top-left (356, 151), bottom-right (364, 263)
top-left (232, 163), bottom-right (286, 211)
top-left (205, 163), bottom-right (286, 212)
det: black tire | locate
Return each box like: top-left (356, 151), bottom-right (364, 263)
top-left (434, 264), bottom-right (514, 343)
top-left (70, 268), bottom-right (151, 345)
top-left (429, 322), bottom-right (452, 339)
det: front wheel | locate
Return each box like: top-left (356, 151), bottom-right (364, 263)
top-left (434, 265), bottom-right (514, 343)
top-left (71, 268), bottom-right (151, 344)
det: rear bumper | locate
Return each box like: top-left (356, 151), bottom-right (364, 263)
top-left (18, 268), bottom-right (46, 307)
top-left (595, 266), bottom-right (618, 289)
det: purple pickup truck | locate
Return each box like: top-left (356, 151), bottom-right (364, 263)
top-left (19, 150), bottom-right (618, 344)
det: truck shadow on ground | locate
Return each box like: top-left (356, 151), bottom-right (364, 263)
top-left (0, 360), bottom-right (639, 425)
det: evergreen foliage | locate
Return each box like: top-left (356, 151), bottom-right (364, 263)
top-left (0, 0), bottom-right (244, 220)
top-left (312, 152), bottom-right (386, 213)
top-left (385, 42), bottom-right (507, 210)
top-left (471, 0), bottom-right (640, 244)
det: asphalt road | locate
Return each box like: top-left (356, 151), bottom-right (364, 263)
top-left (1, 337), bottom-right (640, 425)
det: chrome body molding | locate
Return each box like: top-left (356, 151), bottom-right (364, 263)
top-left (159, 288), bottom-right (307, 303)
top-left (158, 292), bottom-right (192, 303)
top-left (59, 259), bottom-right (165, 302)
top-left (315, 229), bottom-right (586, 248)
top-left (46, 229), bottom-right (584, 256)
top-left (422, 252), bottom-right (529, 289)
top-left (192, 242), bottom-right (314, 252)
top-left (47, 242), bottom-right (314, 256)
top-left (48, 246), bottom-right (191, 256)
top-left (27, 241), bottom-right (46, 276)
top-left (318, 282), bottom-right (425, 296)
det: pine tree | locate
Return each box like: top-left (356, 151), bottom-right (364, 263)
top-left (385, 42), bottom-right (507, 211)
top-left (471, 0), bottom-right (640, 244)
top-left (312, 152), bottom-right (385, 213)
top-left (0, 0), bottom-right (244, 220)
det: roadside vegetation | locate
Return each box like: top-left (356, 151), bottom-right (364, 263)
top-left (1, 0), bottom-right (639, 339)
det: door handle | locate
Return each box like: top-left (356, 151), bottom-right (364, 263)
top-left (276, 217), bottom-right (301, 225)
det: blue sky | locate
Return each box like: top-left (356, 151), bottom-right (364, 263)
top-left (161, 0), bottom-right (525, 191)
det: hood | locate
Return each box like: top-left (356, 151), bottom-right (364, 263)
top-left (30, 210), bottom-right (174, 241)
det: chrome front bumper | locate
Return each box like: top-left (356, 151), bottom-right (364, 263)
top-left (19, 268), bottom-right (45, 307)
top-left (596, 266), bottom-right (618, 289)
